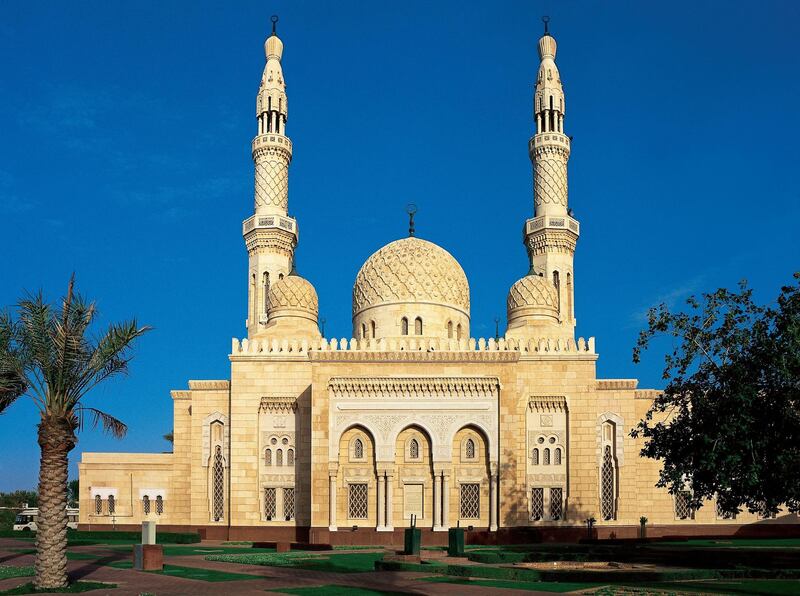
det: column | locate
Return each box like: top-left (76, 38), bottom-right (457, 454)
top-left (489, 474), bottom-right (498, 532)
top-left (433, 474), bottom-right (442, 531)
top-left (377, 474), bottom-right (386, 531)
top-left (442, 473), bottom-right (450, 530)
top-left (385, 475), bottom-right (394, 531)
top-left (328, 474), bottom-right (337, 531)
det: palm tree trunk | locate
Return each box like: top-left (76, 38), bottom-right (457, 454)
top-left (35, 415), bottom-right (77, 589)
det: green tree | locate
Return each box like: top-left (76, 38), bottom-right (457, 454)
top-left (67, 480), bottom-right (79, 508)
top-left (0, 277), bottom-right (150, 589)
top-left (632, 273), bottom-right (800, 517)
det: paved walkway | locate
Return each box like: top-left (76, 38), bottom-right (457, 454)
top-left (0, 538), bottom-right (573, 595)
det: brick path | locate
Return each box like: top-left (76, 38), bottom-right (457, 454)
top-left (0, 538), bottom-right (565, 595)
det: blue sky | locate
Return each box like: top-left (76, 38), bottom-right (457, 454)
top-left (1, 0), bottom-right (798, 491)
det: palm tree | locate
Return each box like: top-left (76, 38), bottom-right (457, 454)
top-left (0, 276), bottom-right (150, 589)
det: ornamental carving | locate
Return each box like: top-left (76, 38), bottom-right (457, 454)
top-left (507, 275), bottom-right (558, 311)
top-left (532, 151), bottom-right (568, 208)
top-left (526, 229), bottom-right (577, 256)
top-left (352, 237), bottom-right (470, 316)
top-left (328, 376), bottom-right (500, 400)
top-left (267, 276), bottom-right (318, 315)
top-left (259, 396), bottom-right (298, 413)
top-left (528, 395), bottom-right (568, 412)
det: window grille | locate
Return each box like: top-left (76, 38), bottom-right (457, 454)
top-left (353, 438), bottom-right (364, 460)
top-left (95, 495), bottom-right (102, 515)
top-left (600, 445), bottom-right (615, 520)
top-left (531, 487), bottom-right (544, 520)
top-left (550, 487), bottom-right (563, 520)
top-left (532, 448), bottom-right (539, 465)
top-left (276, 449), bottom-right (283, 466)
top-left (283, 487), bottom-right (295, 520)
top-left (265, 448), bottom-right (272, 466)
top-left (213, 445), bottom-right (225, 521)
top-left (465, 438), bottom-right (475, 459)
top-left (554, 447), bottom-right (562, 465)
top-left (107, 495), bottom-right (115, 515)
top-left (143, 495), bottom-right (150, 515)
top-left (675, 491), bottom-right (694, 520)
top-left (348, 483), bottom-right (368, 519)
top-left (715, 500), bottom-right (736, 520)
top-left (460, 483), bottom-right (480, 519)
top-left (264, 488), bottom-right (277, 520)
top-left (287, 448), bottom-right (294, 466)
top-left (409, 438), bottom-right (419, 459)
top-left (156, 495), bottom-right (163, 515)
top-left (543, 448), bottom-right (551, 465)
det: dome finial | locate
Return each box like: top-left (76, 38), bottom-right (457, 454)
top-left (406, 203), bottom-right (418, 237)
top-left (271, 14), bottom-right (279, 36)
top-left (542, 15), bottom-right (550, 36)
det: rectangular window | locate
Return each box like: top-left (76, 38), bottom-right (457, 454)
top-left (283, 488), bottom-right (295, 521)
top-left (530, 487), bottom-right (544, 521)
top-left (264, 488), bottom-right (277, 520)
top-left (348, 483), bottom-right (368, 520)
top-left (460, 483), bottom-right (480, 519)
top-left (403, 484), bottom-right (424, 520)
top-left (675, 491), bottom-right (694, 520)
top-left (550, 487), bottom-right (563, 520)
top-left (715, 500), bottom-right (736, 520)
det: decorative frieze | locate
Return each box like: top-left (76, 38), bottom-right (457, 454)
top-left (528, 395), bottom-right (568, 412)
top-left (259, 396), bottom-right (298, 413)
top-left (328, 376), bottom-right (500, 400)
top-left (596, 379), bottom-right (638, 391)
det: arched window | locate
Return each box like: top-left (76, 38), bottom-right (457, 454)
top-left (415, 317), bottom-right (423, 335)
top-left (213, 445), bottom-right (225, 522)
top-left (554, 447), bottom-right (562, 465)
top-left (465, 438), bottom-right (476, 459)
top-left (155, 495), bottom-right (163, 515)
top-left (601, 445), bottom-right (615, 520)
top-left (543, 448), bottom-right (551, 465)
top-left (265, 448), bottom-right (272, 466)
top-left (447, 321), bottom-right (453, 338)
top-left (553, 271), bottom-right (561, 317)
top-left (276, 449), bottom-right (283, 466)
top-left (263, 272), bottom-right (270, 314)
top-left (353, 438), bottom-right (364, 459)
top-left (287, 448), bottom-right (294, 466)
top-left (456, 324), bottom-right (462, 340)
top-left (532, 448), bottom-right (539, 465)
top-left (107, 495), bottom-right (115, 515)
top-left (566, 272), bottom-right (573, 321)
top-left (94, 495), bottom-right (102, 515)
top-left (143, 495), bottom-right (150, 515)
top-left (361, 323), bottom-right (367, 340)
top-left (401, 317), bottom-right (409, 336)
top-left (278, 273), bottom-right (284, 280)
top-left (370, 321), bottom-right (376, 339)
top-left (251, 274), bottom-right (257, 325)
top-left (409, 438), bottom-right (419, 459)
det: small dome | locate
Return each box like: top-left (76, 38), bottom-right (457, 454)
top-left (507, 274), bottom-right (558, 324)
top-left (267, 273), bottom-right (318, 322)
top-left (265, 34), bottom-right (284, 60)
top-left (538, 34), bottom-right (557, 60)
top-left (353, 237), bottom-right (470, 317)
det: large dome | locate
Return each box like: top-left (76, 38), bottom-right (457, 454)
top-left (352, 237), bottom-right (470, 341)
top-left (353, 237), bottom-right (470, 316)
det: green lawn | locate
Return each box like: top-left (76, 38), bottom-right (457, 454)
top-left (0, 582), bottom-right (115, 595)
top-left (105, 561), bottom-right (261, 582)
top-left (0, 566), bottom-right (34, 580)
top-left (267, 586), bottom-right (410, 596)
top-left (422, 576), bottom-right (603, 592)
top-left (654, 538), bottom-right (800, 549)
top-left (206, 551), bottom-right (386, 573)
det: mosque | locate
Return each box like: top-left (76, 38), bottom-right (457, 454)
top-left (79, 20), bottom-right (779, 542)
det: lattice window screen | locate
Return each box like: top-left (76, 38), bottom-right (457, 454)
top-left (353, 439), bottom-right (364, 460)
top-left (409, 439), bottom-right (419, 459)
top-left (531, 487), bottom-right (544, 520)
top-left (465, 439), bottom-right (475, 459)
top-left (600, 445), bottom-right (615, 520)
top-left (156, 495), bottom-right (163, 515)
top-left (349, 483), bottom-right (368, 519)
top-left (460, 483), bottom-right (480, 519)
top-left (550, 487), bottom-right (563, 520)
top-left (265, 449), bottom-right (272, 466)
top-left (283, 487), bottom-right (295, 520)
top-left (213, 445), bottom-right (225, 521)
top-left (95, 495), bottom-right (102, 515)
top-left (107, 495), bottom-right (115, 515)
top-left (675, 491), bottom-right (694, 520)
top-left (715, 499), bottom-right (736, 520)
top-left (264, 488), bottom-right (277, 519)
top-left (287, 449), bottom-right (294, 466)
top-left (532, 448), bottom-right (539, 465)
top-left (142, 496), bottom-right (150, 515)
top-left (554, 448), bottom-right (562, 465)
top-left (544, 448), bottom-right (551, 465)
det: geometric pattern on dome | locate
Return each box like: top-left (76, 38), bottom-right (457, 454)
top-left (353, 237), bottom-right (470, 316)
top-left (507, 274), bottom-right (558, 312)
top-left (267, 275), bottom-right (318, 315)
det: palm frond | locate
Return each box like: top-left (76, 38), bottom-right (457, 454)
top-left (75, 406), bottom-right (128, 439)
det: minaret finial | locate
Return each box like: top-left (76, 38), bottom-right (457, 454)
top-left (406, 203), bottom-right (417, 237)
top-left (271, 15), bottom-right (279, 36)
top-left (542, 15), bottom-right (550, 36)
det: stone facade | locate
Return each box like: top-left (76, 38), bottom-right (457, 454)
top-left (78, 23), bottom-right (796, 542)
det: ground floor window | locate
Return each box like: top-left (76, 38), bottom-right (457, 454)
top-left (460, 483), bottom-right (480, 519)
top-left (348, 483), bottom-right (368, 519)
top-left (156, 495), bottom-right (164, 515)
top-left (142, 496), bottom-right (150, 515)
top-left (107, 495), bottom-right (115, 515)
top-left (550, 487), bottom-right (563, 520)
top-left (283, 487), bottom-right (295, 521)
top-left (675, 491), bottom-right (694, 520)
top-left (531, 487), bottom-right (544, 521)
top-left (264, 488), bottom-right (277, 520)
top-left (94, 495), bottom-right (102, 515)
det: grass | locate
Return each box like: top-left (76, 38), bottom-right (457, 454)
top-left (206, 551), bottom-right (386, 573)
top-left (655, 538), bottom-right (800, 549)
top-left (422, 576), bottom-right (603, 592)
top-left (0, 567), bottom-right (34, 580)
top-left (0, 582), bottom-right (115, 595)
top-left (267, 586), bottom-right (410, 596)
top-left (104, 561), bottom-right (261, 582)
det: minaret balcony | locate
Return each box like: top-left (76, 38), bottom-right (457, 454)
top-left (525, 214), bottom-right (580, 237)
top-left (243, 214), bottom-right (298, 239)
top-left (252, 133), bottom-right (292, 155)
top-left (529, 132), bottom-right (570, 150)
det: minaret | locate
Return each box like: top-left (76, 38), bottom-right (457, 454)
top-left (243, 16), bottom-right (298, 337)
top-left (524, 17), bottom-right (579, 334)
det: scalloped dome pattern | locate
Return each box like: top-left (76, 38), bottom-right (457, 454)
top-left (507, 274), bottom-right (558, 313)
top-left (267, 275), bottom-right (318, 316)
top-left (353, 237), bottom-right (470, 316)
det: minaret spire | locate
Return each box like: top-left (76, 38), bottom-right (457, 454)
top-left (242, 19), bottom-right (299, 337)
top-left (522, 21), bottom-right (580, 335)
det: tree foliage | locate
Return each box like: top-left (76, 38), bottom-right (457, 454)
top-left (632, 273), bottom-right (800, 517)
